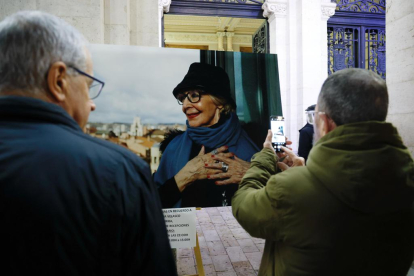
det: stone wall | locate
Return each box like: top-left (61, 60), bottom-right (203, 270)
top-left (386, 0), bottom-right (414, 155)
top-left (0, 0), bottom-right (159, 46)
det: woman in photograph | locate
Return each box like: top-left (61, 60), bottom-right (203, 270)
top-left (154, 62), bottom-right (259, 208)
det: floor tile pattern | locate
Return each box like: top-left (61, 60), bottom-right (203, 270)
top-left (176, 207), bottom-right (265, 276)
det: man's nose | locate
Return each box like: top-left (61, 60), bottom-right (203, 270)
top-left (90, 100), bottom-right (96, 111)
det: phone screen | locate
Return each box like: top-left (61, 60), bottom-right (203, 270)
top-left (270, 116), bottom-right (285, 151)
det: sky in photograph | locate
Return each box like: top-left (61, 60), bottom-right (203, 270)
top-left (88, 44), bottom-right (200, 125)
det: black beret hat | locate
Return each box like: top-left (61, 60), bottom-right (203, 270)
top-left (172, 62), bottom-right (236, 108)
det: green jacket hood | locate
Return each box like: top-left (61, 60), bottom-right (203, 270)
top-left (306, 121), bottom-right (414, 214)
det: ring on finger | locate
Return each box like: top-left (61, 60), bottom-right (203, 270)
top-left (221, 162), bottom-right (229, 172)
top-left (212, 149), bottom-right (219, 155)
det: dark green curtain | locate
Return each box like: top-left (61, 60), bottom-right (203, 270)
top-left (200, 50), bottom-right (282, 148)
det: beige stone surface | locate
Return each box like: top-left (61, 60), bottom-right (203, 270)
top-left (0, 0), bottom-right (104, 44)
top-left (387, 80), bottom-right (414, 115)
top-left (61, 15), bottom-right (104, 44)
top-left (37, 0), bottom-right (102, 17)
top-left (104, 0), bottom-right (128, 25)
top-left (176, 207), bottom-right (264, 276)
top-left (0, 0), bottom-right (37, 19)
top-left (217, 272), bottom-right (237, 276)
top-left (129, 0), bottom-right (158, 46)
top-left (204, 263), bottom-right (217, 276)
top-left (386, 0), bottom-right (414, 22)
top-left (177, 257), bottom-right (197, 276)
top-left (386, 0), bottom-right (414, 157)
top-left (204, 229), bottom-right (221, 242)
top-left (232, 261), bottom-right (257, 276)
top-left (237, 239), bottom-right (260, 253)
top-left (208, 240), bottom-right (227, 256)
top-left (0, 0), bottom-right (160, 46)
top-left (104, 24), bottom-right (130, 45)
top-left (230, 228), bottom-right (251, 240)
top-left (221, 235), bottom-right (239, 248)
top-left (244, 252), bottom-right (262, 271)
top-left (226, 247), bottom-right (248, 262)
top-left (212, 255), bottom-right (234, 272)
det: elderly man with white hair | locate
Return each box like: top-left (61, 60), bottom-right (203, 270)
top-left (0, 11), bottom-right (176, 275)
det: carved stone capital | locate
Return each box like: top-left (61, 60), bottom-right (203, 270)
top-left (262, 0), bottom-right (288, 19)
top-left (321, 2), bottom-right (336, 20)
top-left (216, 32), bottom-right (226, 37)
top-left (225, 32), bottom-right (235, 38)
top-left (159, 0), bottom-right (171, 15)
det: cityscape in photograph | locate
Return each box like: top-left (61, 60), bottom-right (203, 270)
top-left (86, 117), bottom-right (186, 173)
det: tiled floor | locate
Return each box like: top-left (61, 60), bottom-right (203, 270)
top-left (176, 207), bottom-right (264, 276)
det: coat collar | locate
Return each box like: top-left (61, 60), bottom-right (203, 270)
top-left (0, 95), bottom-right (82, 132)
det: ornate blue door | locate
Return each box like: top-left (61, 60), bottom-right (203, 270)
top-left (328, 0), bottom-right (386, 79)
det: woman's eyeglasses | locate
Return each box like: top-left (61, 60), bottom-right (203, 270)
top-left (176, 90), bottom-right (204, 105)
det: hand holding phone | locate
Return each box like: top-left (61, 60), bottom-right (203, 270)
top-left (270, 116), bottom-right (286, 152)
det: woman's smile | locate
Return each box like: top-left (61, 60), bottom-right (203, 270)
top-left (186, 110), bottom-right (200, 119)
top-left (182, 95), bottom-right (221, 127)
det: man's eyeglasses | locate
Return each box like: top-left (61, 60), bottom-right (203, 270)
top-left (306, 111), bottom-right (326, 125)
top-left (69, 66), bottom-right (105, 100)
top-left (176, 90), bottom-right (203, 105)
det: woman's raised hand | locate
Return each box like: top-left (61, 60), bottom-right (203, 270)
top-left (205, 154), bottom-right (250, 185)
top-left (174, 145), bottom-right (232, 191)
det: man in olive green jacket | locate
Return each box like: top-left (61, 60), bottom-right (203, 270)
top-left (232, 68), bottom-right (414, 276)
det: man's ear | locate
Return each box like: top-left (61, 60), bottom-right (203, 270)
top-left (47, 61), bottom-right (68, 103)
top-left (327, 117), bottom-right (337, 132)
top-left (319, 115), bottom-right (330, 137)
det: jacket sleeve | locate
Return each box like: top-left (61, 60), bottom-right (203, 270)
top-left (232, 148), bottom-right (284, 241)
top-left (116, 157), bottom-right (177, 276)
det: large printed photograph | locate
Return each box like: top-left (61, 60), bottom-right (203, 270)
top-left (88, 45), bottom-right (281, 207)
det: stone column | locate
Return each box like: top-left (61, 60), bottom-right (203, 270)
top-left (226, 32), bottom-right (235, 52)
top-left (217, 32), bottom-right (226, 51)
top-left (158, 0), bottom-right (171, 47)
top-left (104, 0), bottom-right (130, 45)
top-left (262, 0), bottom-right (290, 142)
top-left (130, 0), bottom-right (159, 46)
top-left (386, 0), bottom-right (414, 156)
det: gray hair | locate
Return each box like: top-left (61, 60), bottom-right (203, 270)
top-left (209, 94), bottom-right (236, 115)
top-left (0, 11), bottom-right (88, 95)
top-left (317, 68), bottom-right (388, 126)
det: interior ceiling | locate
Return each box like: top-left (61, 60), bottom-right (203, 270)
top-left (164, 14), bottom-right (265, 35)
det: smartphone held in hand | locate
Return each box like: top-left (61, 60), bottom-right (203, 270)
top-left (270, 116), bottom-right (286, 152)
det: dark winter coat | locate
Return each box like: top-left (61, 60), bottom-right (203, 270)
top-left (233, 121), bottom-right (414, 276)
top-left (298, 123), bottom-right (314, 161)
top-left (0, 96), bottom-right (176, 276)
